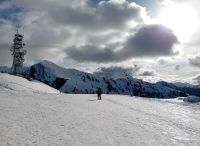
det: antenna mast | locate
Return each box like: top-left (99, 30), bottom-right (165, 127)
top-left (10, 29), bottom-right (26, 75)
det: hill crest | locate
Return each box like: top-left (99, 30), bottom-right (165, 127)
top-left (24, 60), bottom-right (189, 98)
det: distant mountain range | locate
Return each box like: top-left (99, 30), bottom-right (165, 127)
top-left (1, 60), bottom-right (200, 98)
top-left (0, 66), bottom-right (29, 73)
top-left (0, 66), bottom-right (10, 73)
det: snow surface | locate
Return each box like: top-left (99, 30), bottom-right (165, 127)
top-left (0, 83), bottom-right (200, 145)
top-left (0, 73), bottom-right (59, 93)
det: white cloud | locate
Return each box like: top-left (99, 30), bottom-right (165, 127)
top-left (0, 0), bottom-right (150, 66)
top-left (188, 53), bottom-right (200, 68)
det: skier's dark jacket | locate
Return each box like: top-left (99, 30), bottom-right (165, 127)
top-left (97, 88), bottom-right (103, 95)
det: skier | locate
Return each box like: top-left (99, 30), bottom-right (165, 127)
top-left (97, 88), bottom-right (103, 100)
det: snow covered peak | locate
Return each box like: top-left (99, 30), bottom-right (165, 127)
top-left (39, 60), bottom-right (60, 68)
top-left (27, 60), bottom-right (96, 84)
top-left (33, 60), bottom-right (81, 80)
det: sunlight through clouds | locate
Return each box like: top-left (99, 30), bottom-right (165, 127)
top-left (158, 4), bottom-right (198, 43)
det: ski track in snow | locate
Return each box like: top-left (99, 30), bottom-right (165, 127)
top-left (0, 88), bottom-right (200, 146)
top-left (3, 81), bottom-right (43, 93)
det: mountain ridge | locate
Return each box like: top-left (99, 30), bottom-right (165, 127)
top-left (23, 60), bottom-right (189, 98)
top-left (1, 60), bottom-right (200, 97)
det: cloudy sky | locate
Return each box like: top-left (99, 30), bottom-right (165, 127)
top-left (0, 0), bottom-right (200, 84)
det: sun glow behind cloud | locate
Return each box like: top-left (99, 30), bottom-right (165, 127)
top-left (158, 4), bottom-right (198, 43)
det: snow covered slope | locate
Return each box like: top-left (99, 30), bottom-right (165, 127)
top-left (0, 73), bottom-right (59, 93)
top-left (0, 87), bottom-right (199, 146)
top-left (25, 60), bottom-right (187, 98)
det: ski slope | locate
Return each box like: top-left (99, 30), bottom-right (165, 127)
top-left (0, 86), bottom-right (200, 146)
top-left (0, 73), bottom-right (59, 93)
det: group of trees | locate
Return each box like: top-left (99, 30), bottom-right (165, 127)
top-left (72, 87), bottom-right (96, 94)
top-left (52, 77), bottom-right (67, 89)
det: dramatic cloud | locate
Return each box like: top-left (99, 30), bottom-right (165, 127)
top-left (124, 24), bottom-right (179, 57)
top-left (188, 53), bottom-right (200, 67)
top-left (0, 0), bottom-right (180, 66)
top-left (67, 45), bottom-right (118, 62)
top-left (93, 65), bottom-right (140, 76)
top-left (48, 0), bottom-right (146, 30)
top-left (0, 0), bottom-right (149, 66)
top-left (67, 24), bottom-right (180, 62)
top-left (139, 71), bottom-right (155, 76)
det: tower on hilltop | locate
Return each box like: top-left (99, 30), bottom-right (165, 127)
top-left (9, 29), bottom-right (26, 75)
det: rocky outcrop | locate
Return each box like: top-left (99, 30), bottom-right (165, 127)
top-left (52, 77), bottom-right (67, 90)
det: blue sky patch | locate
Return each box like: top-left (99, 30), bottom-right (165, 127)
top-left (0, 5), bottom-right (23, 28)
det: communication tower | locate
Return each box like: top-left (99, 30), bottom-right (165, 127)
top-left (9, 29), bottom-right (26, 75)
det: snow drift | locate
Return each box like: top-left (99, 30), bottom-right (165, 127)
top-left (0, 73), bottom-right (59, 93)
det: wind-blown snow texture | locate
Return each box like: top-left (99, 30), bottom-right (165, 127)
top-left (0, 88), bottom-right (200, 146)
top-left (25, 60), bottom-right (189, 98)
